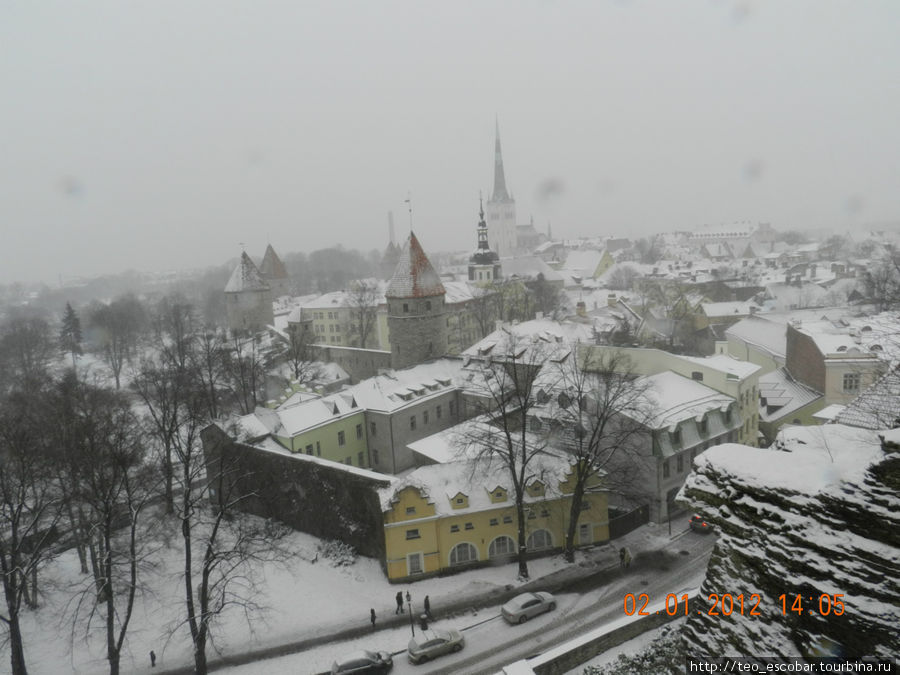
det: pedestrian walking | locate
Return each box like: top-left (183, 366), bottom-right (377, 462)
top-left (149, 650), bottom-right (156, 668)
top-left (619, 548), bottom-right (626, 569)
top-left (370, 608), bottom-right (376, 628)
top-left (424, 595), bottom-right (433, 620)
top-left (395, 590), bottom-right (404, 614)
top-left (623, 547), bottom-right (632, 569)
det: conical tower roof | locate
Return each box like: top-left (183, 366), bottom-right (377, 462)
top-left (492, 118), bottom-right (510, 202)
top-left (259, 244), bottom-right (288, 280)
top-left (386, 232), bottom-right (445, 299)
top-left (225, 251), bottom-right (270, 293)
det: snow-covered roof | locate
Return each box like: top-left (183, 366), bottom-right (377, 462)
top-left (344, 359), bottom-right (466, 413)
top-left (224, 252), bottom-right (270, 293)
top-left (701, 301), bottom-right (763, 318)
top-left (833, 368), bottom-right (900, 430)
top-left (386, 232), bottom-right (445, 299)
top-left (500, 256), bottom-right (564, 282)
top-left (725, 316), bottom-right (787, 359)
top-left (676, 353), bottom-right (761, 380)
top-left (638, 371), bottom-right (735, 429)
top-left (378, 449), bottom-right (576, 515)
top-left (757, 368), bottom-right (823, 422)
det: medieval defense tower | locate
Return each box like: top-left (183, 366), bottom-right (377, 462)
top-left (386, 232), bottom-right (447, 370)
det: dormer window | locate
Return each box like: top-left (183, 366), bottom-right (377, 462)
top-left (698, 418), bottom-right (708, 435)
top-left (670, 428), bottom-right (682, 445)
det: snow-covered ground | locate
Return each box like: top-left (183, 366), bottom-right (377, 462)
top-left (6, 523), bottom-right (585, 674)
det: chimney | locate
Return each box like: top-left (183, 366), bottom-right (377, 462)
top-left (535, 311), bottom-right (544, 320)
top-left (576, 301), bottom-right (586, 317)
top-left (495, 319), bottom-right (504, 332)
top-left (607, 293), bottom-right (617, 308)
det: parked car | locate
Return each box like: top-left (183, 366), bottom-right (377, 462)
top-left (501, 591), bottom-right (556, 624)
top-left (689, 514), bottom-right (713, 533)
top-left (331, 649), bottom-right (393, 674)
top-left (407, 629), bottom-right (464, 664)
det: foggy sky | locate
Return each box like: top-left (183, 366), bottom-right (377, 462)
top-left (2, 1), bottom-right (899, 285)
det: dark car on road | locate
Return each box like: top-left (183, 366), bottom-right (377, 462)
top-left (331, 649), bottom-right (393, 674)
top-left (689, 514), bottom-right (713, 533)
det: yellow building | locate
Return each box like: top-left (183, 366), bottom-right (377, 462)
top-left (380, 456), bottom-right (608, 581)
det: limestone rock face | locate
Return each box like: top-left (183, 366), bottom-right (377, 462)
top-left (678, 427), bottom-right (899, 660)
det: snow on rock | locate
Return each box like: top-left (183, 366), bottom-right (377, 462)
top-left (678, 426), bottom-right (899, 660)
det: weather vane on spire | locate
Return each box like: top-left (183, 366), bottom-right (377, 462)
top-left (404, 192), bottom-right (413, 232)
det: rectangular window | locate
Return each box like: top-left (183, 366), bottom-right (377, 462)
top-left (403, 303), bottom-right (409, 313)
top-left (345, 456), bottom-right (351, 465)
top-left (677, 455), bottom-right (684, 473)
top-left (357, 451), bottom-right (364, 466)
top-left (316, 441), bottom-right (321, 456)
top-left (338, 430), bottom-right (345, 446)
top-left (503, 515), bottom-right (513, 524)
top-left (663, 460), bottom-right (670, 479)
top-left (449, 401), bottom-right (456, 416)
top-left (489, 518), bottom-right (498, 526)
top-left (423, 410), bottom-right (429, 424)
top-left (464, 522), bottom-right (474, 530)
top-left (372, 448), bottom-right (379, 464)
top-left (410, 415), bottom-right (416, 430)
top-left (579, 523), bottom-right (592, 544)
top-left (406, 506), bottom-right (416, 515)
top-left (306, 444), bottom-right (313, 455)
top-left (370, 421), bottom-right (376, 436)
top-left (450, 524), bottom-right (459, 533)
top-left (436, 405), bottom-right (442, 419)
top-left (671, 428), bottom-right (681, 445)
top-left (405, 529), bottom-right (420, 540)
top-left (698, 418), bottom-right (708, 435)
top-left (843, 373), bottom-right (861, 393)
top-left (540, 509), bottom-right (550, 518)
top-left (408, 553), bottom-right (423, 575)
top-left (356, 423), bottom-right (363, 439)
top-left (691, 371), bottom-right (703, 381)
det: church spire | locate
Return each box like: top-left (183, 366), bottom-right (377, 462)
top-left (492, 117), bottom-right (510, 201)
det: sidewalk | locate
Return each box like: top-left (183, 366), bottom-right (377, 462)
top-left (159, 521), bottom-right (690, 674)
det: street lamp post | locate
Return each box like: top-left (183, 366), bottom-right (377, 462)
top-left (406, 591), bottom-right (414, 637)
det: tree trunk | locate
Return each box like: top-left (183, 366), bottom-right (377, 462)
top-left (564, 479), bottom-right (587, 563)
top-left (515, 503), bottom-right (530, 580)
top-left (6, 613), bottom-right (28, 675)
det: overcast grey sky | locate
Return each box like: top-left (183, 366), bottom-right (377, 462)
top-left (2, 1), bottom-right (899, 285)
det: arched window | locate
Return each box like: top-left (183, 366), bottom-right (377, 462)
top-left (488, 536), bottom-right (516, 559)
top-left (449, 542), bottom-right (478, 566)
top-left (526, 529), bottom-right (553, 551)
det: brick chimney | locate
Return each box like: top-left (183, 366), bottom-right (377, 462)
top-left (607, 293), bottom-right (617, 308)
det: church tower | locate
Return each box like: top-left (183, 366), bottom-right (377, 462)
top-left (468, 198), bottom-right (502, 284)
top-left (386, 232), bottom-right (447, 370)
top-left (485, 119), bottom-right (518, 257)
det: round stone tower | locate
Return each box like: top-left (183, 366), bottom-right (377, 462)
top-left (386, 232), bottom-right (447, 370)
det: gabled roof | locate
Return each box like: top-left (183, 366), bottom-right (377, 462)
top-left (386, 232), bottom-right (446, 299)
top-left (225, 252), bottom-right (270, 293)
top-left (259, 244), bottom-right (289, 279)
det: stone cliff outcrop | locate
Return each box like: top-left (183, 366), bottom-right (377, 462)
top-left (678, 425), bottom-right (899, 660)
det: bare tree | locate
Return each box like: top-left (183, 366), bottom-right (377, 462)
top-left (0, 387), bottom-right (62, 675)
top-left (62, 382), bottom-right (156, 675)
top-left (0, 316), bottom-right (55, 392)
top-left (345, 281), bottom-right (380, 349)
top-left (606, 264), bottom-right (639, 292)
top-left (553, 349), bottom-right (653, 562)
top-left (221, 333), bottom-right (266, 415)
top-left (172, 399), bottom-right (285, 674)
top-left (863, 255), bottom-right (900, 312)
top-left (458, 331), bottom-right (561, 580)
top-left (89, 295), bottom-right (147, 389)
top-left (275, 322), bottom-right (321, 384)
top-left (191, 329), bottom-right (228, 420)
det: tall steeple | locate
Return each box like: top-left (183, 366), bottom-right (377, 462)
top-left (492, 117), bottom-right (510, 201)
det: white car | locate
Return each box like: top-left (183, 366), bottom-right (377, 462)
top-left (501, 591), bottom-right (556, 624)
top-left (407, 629), bottom-right (464, 664)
